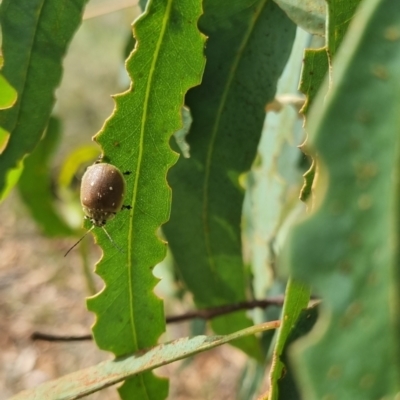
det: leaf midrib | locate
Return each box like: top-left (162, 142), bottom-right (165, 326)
top-left (127, 0), bottom-right (173, 368)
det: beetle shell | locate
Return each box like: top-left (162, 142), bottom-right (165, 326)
top-left (80, 163), bottom-right (125, 227)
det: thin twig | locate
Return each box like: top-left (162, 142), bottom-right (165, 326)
top-left (31, 296), bottom-right (285, 342)
top-left (30, 332), bottom-right (93, 341)
top-left (165, 297), bottom-right (285, 323)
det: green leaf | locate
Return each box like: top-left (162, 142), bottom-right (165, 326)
top-left (284, 0), bottom-right (400, 398)
top-left (298, 48), bottom-right (328, 203)
top-left (57, 145), bottom-right (100, 189)
top-left (0, 0), bottom-right (88, 195)
top-left (0, 73), bottom-right (17, 110)
top-left (243, 27), bottom-right (309, 299)
top-left (298, 0), bottom-right (361, 202)
top-left (164, 0), bottom-right (296, 359)
top-left (275, 305), bottom-right (318, 400)
top-left (326, 0), bottom-right (362, 57)
top-left (299, 49), bottom-right (329, 116)
top-left (0, 159), bottom-right (24, 203)
top-left (0, 65), bottom-right (18, 197)
top-left (18, 117), bottom-right (73, 237)
top-left (9, 321), bottom-right (279, 400)
top-left (268, 279), bottom-right (310, 400)
top-left (86, 0), bottom-right (206, 398)
top-left (299, 160), bottom-right (315, 203)
top-left (298, 49), bottom-right (329, 205)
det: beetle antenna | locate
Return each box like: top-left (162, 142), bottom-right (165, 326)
top-left (101, 226), bottom-right (124, 254)
top-left (64, 226), bottom-right (95, 257)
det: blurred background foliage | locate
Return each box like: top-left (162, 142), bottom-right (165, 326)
top-left (0, 0), bottom-right (309, 395)
top-left (2, 0), bottom-right (390, 398)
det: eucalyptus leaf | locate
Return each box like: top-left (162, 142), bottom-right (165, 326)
top-left (18, 117), bottom-right (73, 237)
top-left (10, 321), bottom-right (279, 400)
top-left (0, 0), bottom-right (88, 195)
top-left (86, 0), bottom-right (206, 398)
top-left (0, 73), bottom-right (17, 110)
top-left (285, 0), bottom-right (400, 398)
top-left (164, 0), bottom-right (296, 359)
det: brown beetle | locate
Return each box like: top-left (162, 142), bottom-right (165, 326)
top-left (80, 163), bottom-right (125, 227)
top-left (65, 162), bottom-right (128, 256)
